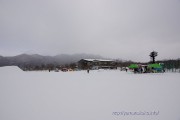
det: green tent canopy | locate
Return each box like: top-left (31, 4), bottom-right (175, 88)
top-left (128, 64), bottom-right (138, 69)
top-left (148, 63), bottom-right (162, 68)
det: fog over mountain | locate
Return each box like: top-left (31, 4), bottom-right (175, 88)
top-left (0, 53), bottom-right (104, 68)
top-left (1, 0), bottom-right (180, 62)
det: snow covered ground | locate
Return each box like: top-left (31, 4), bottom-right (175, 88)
top-left (0, 66), bottom-right (180, 120)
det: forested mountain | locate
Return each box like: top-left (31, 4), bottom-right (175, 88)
top-left (0, 53), bottom-right (103, 70)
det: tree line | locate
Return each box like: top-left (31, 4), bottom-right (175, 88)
top-left (157, 59), bottom-right (180, 72)
top-left (18, 59), bottom-right (180, 72)
top-left (19, 63), bottom-right (77, 71)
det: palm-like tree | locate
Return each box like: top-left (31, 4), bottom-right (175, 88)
top-left (149, 51), bottom-right (158, 63)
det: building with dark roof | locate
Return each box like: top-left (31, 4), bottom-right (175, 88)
top-left (78, 59), bottom-right (117, 70)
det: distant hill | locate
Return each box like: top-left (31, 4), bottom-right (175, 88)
top-left (0, 53), bottom-right (104, 70)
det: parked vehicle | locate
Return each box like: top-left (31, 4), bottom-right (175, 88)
top-left (61, 68), bottom-right (68, 72)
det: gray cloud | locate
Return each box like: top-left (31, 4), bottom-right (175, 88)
top-left (0, 0), bottom-right (180, 62)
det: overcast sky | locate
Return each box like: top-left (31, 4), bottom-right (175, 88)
top-left (0, 0), bottom-right (180, 62)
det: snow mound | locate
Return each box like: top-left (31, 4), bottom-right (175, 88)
top-left (0, 66), bottom-right (22, 72)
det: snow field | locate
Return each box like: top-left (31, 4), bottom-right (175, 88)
top-left (0, 66), bottom-right (180, 120)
